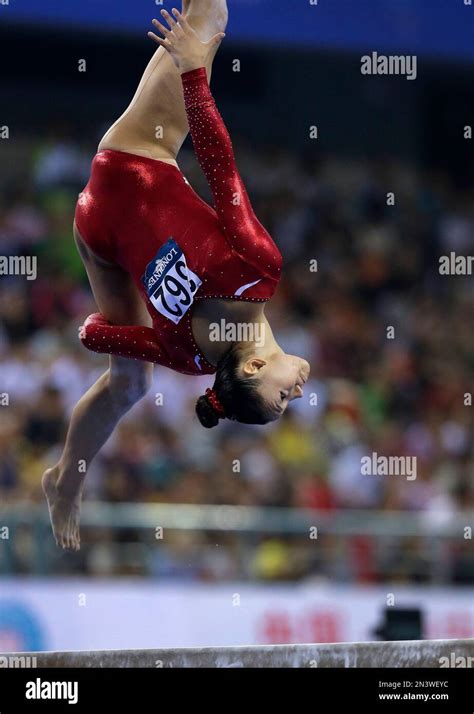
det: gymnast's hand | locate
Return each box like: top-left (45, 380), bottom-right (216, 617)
top-left (148, 8), bottom-right (225, 74)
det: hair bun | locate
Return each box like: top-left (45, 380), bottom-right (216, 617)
top-left (196, 394), bottom-right (220, 428)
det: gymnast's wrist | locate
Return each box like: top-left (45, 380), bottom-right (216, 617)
top-left (180, 63), bottom-right (207, 76)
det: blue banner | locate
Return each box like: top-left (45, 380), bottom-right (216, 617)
top-left (3, 0), bottom-right (474, 61)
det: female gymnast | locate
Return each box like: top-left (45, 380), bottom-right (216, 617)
top-left (43, 0), bottom-right (310, 549)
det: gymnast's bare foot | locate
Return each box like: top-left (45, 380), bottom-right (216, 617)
top-left (42, 467), bottom-right (82, 551)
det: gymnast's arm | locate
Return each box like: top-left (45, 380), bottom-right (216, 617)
top-left (181, 68), bottom-right (281, 278)
top-left (79, 313), bottom-right (168, 365)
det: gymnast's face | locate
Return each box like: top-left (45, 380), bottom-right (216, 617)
top-left (242, 353), bottom-right (310, 420)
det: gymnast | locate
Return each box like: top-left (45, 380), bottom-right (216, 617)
top-left (43, 0), bottom-right (310, 549)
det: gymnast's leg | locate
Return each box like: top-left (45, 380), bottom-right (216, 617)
top-left (42, 234), bottom-right (154, 551)
top-left (98, 0), bottom-right (228, 161)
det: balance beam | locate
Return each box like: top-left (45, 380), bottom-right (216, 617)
top-left (2, 639), bottom-right (473, 668)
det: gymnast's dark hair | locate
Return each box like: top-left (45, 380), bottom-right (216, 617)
top-left (195, 345), bottom-right (271, 428)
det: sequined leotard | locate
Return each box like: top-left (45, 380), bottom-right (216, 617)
top-left (75, 67), bottom-right (282, 375)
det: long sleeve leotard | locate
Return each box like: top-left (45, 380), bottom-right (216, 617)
top-left (76, 68), bottom-right (282, 375)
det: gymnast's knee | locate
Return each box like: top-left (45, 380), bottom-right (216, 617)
top-left (108, 360), bottom-right (153, 407)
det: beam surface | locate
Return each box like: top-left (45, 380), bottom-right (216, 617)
top-left (2, 640), bottom-right (473, 668)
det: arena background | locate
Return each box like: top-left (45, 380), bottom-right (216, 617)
top-left (0, 0), bottom-right (473, 652)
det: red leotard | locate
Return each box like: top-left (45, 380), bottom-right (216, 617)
top-left (75, 67), bottom-right (282, 375)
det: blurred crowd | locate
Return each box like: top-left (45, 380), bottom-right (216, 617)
top-left (0, 133), bottom-right (473, 584)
